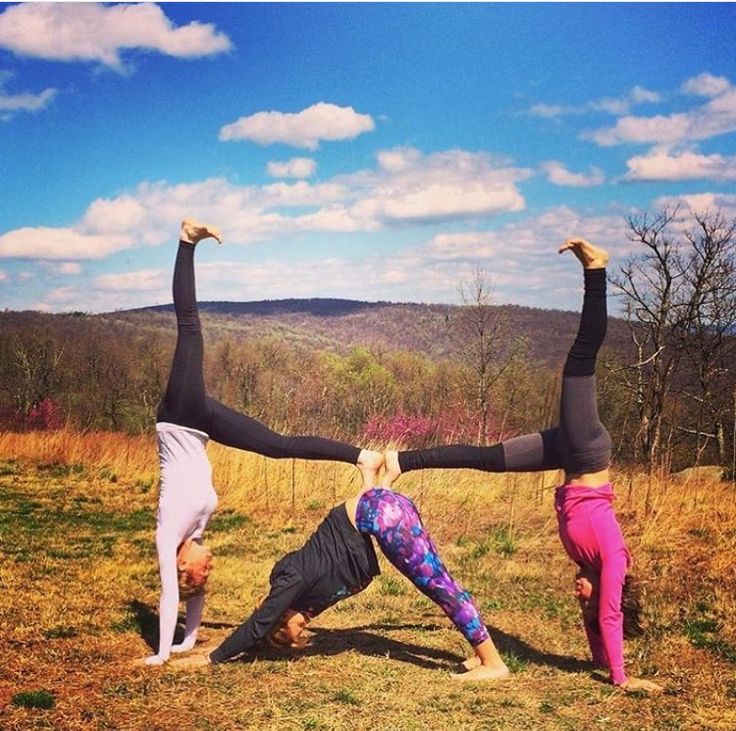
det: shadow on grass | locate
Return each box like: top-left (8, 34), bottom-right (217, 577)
top-left (489, 626), bottom-right (593, 674)
top-left (131, 601), bottom-right (591, 675)
top-left (251, 623), bottom-right (459, 671)
top-left (129, 600), bottom-right (239, 652)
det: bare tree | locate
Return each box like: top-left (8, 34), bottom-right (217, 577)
top-left (677, 211), bottom-right (736, 467)
top-left (453, 265), bottom-right (523, 444)
top-left (11, 330), bottom-right (64, 417)
top-left (610, 207), bottom-right (736, 470)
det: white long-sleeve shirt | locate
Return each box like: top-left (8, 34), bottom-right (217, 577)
top-left (154, 422), bottom-right (218, 661)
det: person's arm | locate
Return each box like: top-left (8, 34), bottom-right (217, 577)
top-left (597, 548), bottom-right (628, 685)
top-left (145, 532), bottom-right (180, 665)
top-left (209, 568), bottom-right (305, 663)
top-left (171, 594), bottom-right (205, 653)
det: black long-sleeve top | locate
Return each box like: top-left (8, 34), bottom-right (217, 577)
top-left (209, 504), bottom-right (380, 663)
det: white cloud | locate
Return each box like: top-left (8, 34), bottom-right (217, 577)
top-left (94, 269), bottom-right (166, 291)
top-left (377, 147), bottom-right (422, 173)
top-left (344, 147), bottom-right (529, 223)
top-left (56, 262), bottom-right (82, 275)
top-left (682, 73), bottom-right (731, 98)
top-left (654, 193), bottom-right (736, 220)
top-left (630, 86), bottom-right (663, 105)
top-left (29, 205), bottom-right (637, 313)
top-left (0, 70), bottom-right (56, 120)
top-left (528, 102), bottom-right (567, 118)
top-left (0, 3), bottom-right (231, 71)
top-left (0, 146), bottom-right (529, 263)
top-left (219, 102), bottom-right (375, 149)
top-left (0, 226), bottom-right (133, 260)
top-left (0, 86), bottom-right (56, 112)
top-left (0, 269), bottom-right (6, 281)
top-left (590, 74), bottom-right (736, 146)
top-left (266, 158), bottom-right (317, 179)
top-left (528, 85), bottom-right (661, 118)
top-left (541, 161), bottom-right (605, 187)
top-left (623, 149), bottom-right (736, 181)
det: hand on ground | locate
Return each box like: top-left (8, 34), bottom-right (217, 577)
top-left (621, 676), bottom-right (663, 694)
top-left (139, 654), bottom-right (166, 667)
top-left (171, 637), bottom-right (197, 654)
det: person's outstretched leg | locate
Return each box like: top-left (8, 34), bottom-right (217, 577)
top-left (156, 220), bottom-right (382, 487)
top-left (205, 398), bottom-right (383, 488)
top-left (555, 238), bottom-right (612, 476)
top-left (156, 219), bottom-right (222, 431)
top-left (383, 428), bottom-right (562, 486)
top-left (355, 488), bottom-right (509, 680)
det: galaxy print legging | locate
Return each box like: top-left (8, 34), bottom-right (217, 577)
top-left (355, 488), bottom-right (489, 646)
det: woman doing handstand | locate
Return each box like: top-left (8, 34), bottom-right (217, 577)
top-left (145, 219), bottom-right (382, 666)
top-left (382, 238), bottom-right (662, 693)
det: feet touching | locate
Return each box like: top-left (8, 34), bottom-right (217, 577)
top-left (380, 449), bottom-right (401, 487)
top-left (558, 237), bottom-right (609, 269)
top-left (180, 218), bottom-right (223, 246)
top-left (357, 449), bottom-right (384, 489)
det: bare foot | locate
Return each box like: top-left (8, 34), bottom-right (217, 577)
top-left (558, 237), bottom-right (609, 269)
top-left (460, 655), bottom-right (481, 672)
top-left (180, 218), bottom-right (223, 246)
top-left (450, 663), bottom-right (510, 682)
top-left (620, 676), bottom-right (663, 694)
top-left (357, 449), bottom-right (383, 489)
top-left (380, 450), bottom-right (401, 487)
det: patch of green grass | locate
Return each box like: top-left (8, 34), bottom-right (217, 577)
top-left (43, 625), bottom-right (78, 639)
top-left (469, 539), bottom-right (491, 559)
top-left (333, 689), bottom-right (360, 706)
top-left (302, 720), bottom-right (328, 730)
top-left (110, 614), bottom-right (140, 633)
top-left (12, 689), bottom-right (56, 710)
top-left (0, 459), bottom-right (19, 476)
top-left (378, 574), bottom-right (407, 596)
top-left (501, 651), bottom-right (529, 674)
top-left (306, 499), bottom-right (324, 511)
top-left (482, 597), bottom-right (505, 612)
top-left (683, 613), bottom-right (736, 664)
top-left (99, 466), bottom-right (118, 483)
top-left (136, 478), bottom-right (153, 493)
top-left (209, 509), bottom-right (251, 532)
top-left (37, 461), bottom-right (87, 478)
top-left (490, 525), bottom-right (518, 558)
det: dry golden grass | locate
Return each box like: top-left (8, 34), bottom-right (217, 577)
top-left (1, 430), bottom-right (735, 730)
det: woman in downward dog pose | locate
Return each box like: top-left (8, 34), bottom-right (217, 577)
top-left (177, 485), bottom-right (509, 681)
top-left (145, 219), bottom-right (383, 666)
top-left (382, 238), bottom-right (662, 692)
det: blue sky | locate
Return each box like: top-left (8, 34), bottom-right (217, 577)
top-left (1, 2), bottom-right (735, 314)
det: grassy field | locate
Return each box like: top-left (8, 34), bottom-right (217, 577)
top-left (1, 430), bottom-right (735, 730)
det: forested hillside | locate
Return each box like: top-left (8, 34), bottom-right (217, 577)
top-left (118, 298), bottom-right (633, 364)
top-left (0, 297), bottom-right (733, 474)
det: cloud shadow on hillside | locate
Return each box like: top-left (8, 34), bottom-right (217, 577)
top-left (142, 298), bottom-right (387, 318)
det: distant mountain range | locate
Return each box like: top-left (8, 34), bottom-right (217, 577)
top-left (111, 297), bottom-right (633, 366)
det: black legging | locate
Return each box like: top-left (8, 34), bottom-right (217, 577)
top-left (156, 241), bottom-right (361, 464)
top-left (398, 268), bottom-right (612, 476)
